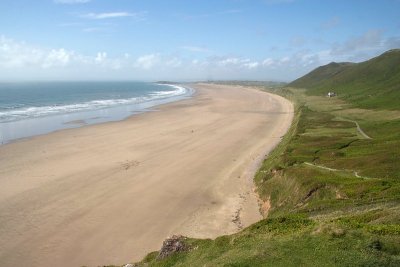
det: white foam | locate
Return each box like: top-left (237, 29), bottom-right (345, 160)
top-left (151, 84), bottom-right (187, 96)
top-left (0, 85), bottom-right (189, 123)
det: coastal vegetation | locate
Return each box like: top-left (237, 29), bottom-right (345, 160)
top-left (117, 50), bottom-right (400, 266)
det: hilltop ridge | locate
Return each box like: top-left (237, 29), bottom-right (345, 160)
top-left (289, 49), bottom-right (400, 109)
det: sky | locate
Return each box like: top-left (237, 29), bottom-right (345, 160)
top-left (0, 0), bottom-right (399, 82)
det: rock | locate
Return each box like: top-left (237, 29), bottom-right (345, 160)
top-left (157, 235), bottom-right (188, 260)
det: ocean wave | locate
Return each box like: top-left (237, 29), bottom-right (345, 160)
top-left (152, 84), bottom-right (187, 96)
top-left (0, 84), bottom-right (188, 123)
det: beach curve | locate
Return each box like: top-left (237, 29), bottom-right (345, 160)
top-left (0, 83), bottom-right (293, 267)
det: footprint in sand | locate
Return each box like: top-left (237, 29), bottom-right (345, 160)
top-left (121, 160), bottom-right (140, 170)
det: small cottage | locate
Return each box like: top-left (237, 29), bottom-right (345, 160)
top-left (327, 92), bottom-right (336, 97)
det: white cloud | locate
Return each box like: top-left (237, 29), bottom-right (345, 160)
top-left (110, 60), bottom-right (123, 70)
top-left (262, 58), bottom-right (274, 66)
top-left (165, 57), bottom-right (182, 68)
top-left (280, 56), bottom-right (290, 64)
top-left (205, 56), bottom-right (264, 71)
top-left (82, 12), bottom-right (134, 19)
top-left (217, 57), bottom-right (240, 66)
top-left (0, 36), bottom-right (45, 68)
top-left (135, 54), bottom-right (159, 70)
top-left (95, 52), bottom-right (107, 63)
top-left (54, 0), bottom-right (90, 4)
top-left (0, 35), bottom-right (129, 74)
top-left (243, 62), bottom-right (259, 69)
top-left (42, 49), bottom-right (74, 68)
top-left (0, 35), bottom-right (328, 81)
top-left (0, 30), bottom-right (398, 81)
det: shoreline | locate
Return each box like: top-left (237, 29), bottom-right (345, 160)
top-left (0, 83), bottom-right (194, 145)
top-left (0, 83), bottom-right (293, 266)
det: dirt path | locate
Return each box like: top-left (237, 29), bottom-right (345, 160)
top-left (304, 162), bottom-right (373, 179)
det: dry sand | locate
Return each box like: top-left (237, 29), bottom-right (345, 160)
top-left (0, 83), bottom-right (293, 267)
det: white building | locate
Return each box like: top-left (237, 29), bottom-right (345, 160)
top-left (327, 92), bottom-right (336, 97)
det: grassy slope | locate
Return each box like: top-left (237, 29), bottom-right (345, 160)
top-left (110, 53), bottom-right (400, 266)
top-left (122, 90), bottom-right (400, 266)
top-left (289, 49), bottom-right (400, 110)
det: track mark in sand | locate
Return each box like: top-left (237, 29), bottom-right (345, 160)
top-left (121, 160), bottom-right (140, 170)
top-left (232, 207), bottom-right (243, 230)
top-left (231, 193), bottom-right (248, 230)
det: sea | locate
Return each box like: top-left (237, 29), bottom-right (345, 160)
top-left (0, 81), bottom-right (193, 144)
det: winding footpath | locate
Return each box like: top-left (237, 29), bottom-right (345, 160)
top-left (348, 119), bottom-right (372, 139)
top-left (304, 162), bottom-right (373, 179)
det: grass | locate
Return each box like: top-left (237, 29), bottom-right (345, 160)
top-left (112, 77), bottom-right (400, 266)
top-left (131, 215), bottom-right (400, 266)
top-left (255, 88), bottom-right (400, 216)
top-left (289, 49), bottom-right (400, 110)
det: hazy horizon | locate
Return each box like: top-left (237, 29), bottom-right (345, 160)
top-left (1, 0), bottom-right (399, 81)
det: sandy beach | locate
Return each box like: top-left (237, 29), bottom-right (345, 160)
top-left (0, 83), bottom-right (293, 267)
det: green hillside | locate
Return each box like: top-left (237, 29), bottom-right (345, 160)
top-left (289, 49), bottom-right (400, 110)
top-left (110, 52), bottom-right (400, 266)
top-left (123, 89), bottom-right (400, 267)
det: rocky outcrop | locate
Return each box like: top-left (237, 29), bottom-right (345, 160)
top-left (157, 235), bottom-right (189, 260)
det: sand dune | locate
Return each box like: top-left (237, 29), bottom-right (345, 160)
top-left (0, 83), bottom-right (293, 267)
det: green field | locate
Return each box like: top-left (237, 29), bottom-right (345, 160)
top-left (110, 51), bottom-right (400, 266)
